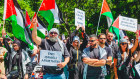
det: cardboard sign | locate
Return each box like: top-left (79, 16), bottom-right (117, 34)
top-left (75, 8), bottom-right (85, 27)
top-left (134, 63), bottom-right (140, 77)
top-left (39, 50), bottom-right (62, 66)
top-left (119, 15), bottom-right (137, 32)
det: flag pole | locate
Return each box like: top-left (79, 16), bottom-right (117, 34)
top-left (36, 0), bottom-right (44, 15)
top-left (96, 0), bottom-right (104, 35)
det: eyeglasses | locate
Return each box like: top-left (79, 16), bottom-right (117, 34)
top-left (88, 40), bottom-right (95, 42)
top-left (121, 43), bottom-right (127, 45)
top-left (74, 41), bottom-right (79, 43)
top-left (13, 45), bottom-right (18, 47)
top-left (99, 38), bottom-right (106, 40)
top-left (50, 32), bottom-right (57, 35)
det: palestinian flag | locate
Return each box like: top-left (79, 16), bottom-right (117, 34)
top-left (30, 13), bottom-right (47, 39)
top-left (112, 16), bottom-right (127, 39)
top-left (25, 10), bottom-right (31, 28)
top-left (3, 0), bottom-right (34, 50)
top-left (101, 0), bottom-right (113, 28)
top-left (100, 0), bottom-right (119, 42)
top-left (38, 0), bottom-right (64, 31)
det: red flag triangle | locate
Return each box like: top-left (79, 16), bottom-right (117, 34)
top-left (112, 16), bottom-right (119, 28)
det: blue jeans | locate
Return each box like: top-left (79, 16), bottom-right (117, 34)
top-left (43, 73), bottom-right (66, 79)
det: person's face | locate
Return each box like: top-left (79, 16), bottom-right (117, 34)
top-left (99, 35), bottom-right (106, 44)
top-left (89, 37), bottom-right (98, 48)
top-left (107, 33), bottom-right (113, 42)
top-left (120, 42), bottom-right (128, 51)
top-left (13, 43), bottom-right (19, 51)
top-left (49, 32), bottom-right (58, 38)
top-left (0, 37), bottom-right (3, 43)
top-left (72, 40), bottom-right (79, 47)
top-left (80, 41), bottom-right (83, 45)
top-left (63, 40), bottom-right (67, 44)
top-left (131, 40), bottom-right (134, 43)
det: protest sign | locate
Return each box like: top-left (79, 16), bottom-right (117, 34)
top-left (134, 63), bottom-right (140, 77)
top-left (39, 50), bottom-right (62, 66)
top-left (138, 24), bottom-right (140, 36)
top-left (75, 8), bottom-right (85, 27)
top-left (119, 15), bottom-right (137, 32)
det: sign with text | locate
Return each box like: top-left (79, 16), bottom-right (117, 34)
top-left (119, 15), bottom-right (137, 32)
top-left (138, 24), bottom-right (140, 36)
top-left (39, 50), bottom-right (62, 66)
top-left (134, 63), bottom-right (140, 77)
top-left (75, 8), bottom-right (85, 27)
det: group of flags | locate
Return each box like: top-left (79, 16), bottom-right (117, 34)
top-left (3, 0), bottom-right (63, 50)
top-left (3, 0), bottom-right (128, 49)
top-left (100, 0), bottom-right (128, 42)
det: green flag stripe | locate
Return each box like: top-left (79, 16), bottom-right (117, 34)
top-left (101, 12), bottom-right (114, 21)
top-left (39, 10), bottom-right (54, 31)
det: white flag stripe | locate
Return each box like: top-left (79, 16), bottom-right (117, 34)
top-left (38, 23), bottom-right (47, 35)
top-left (50, 3), bottom-right (60, 23)
top-left (106, 16), bottom-right (113, 28)
top-left (15, 7), bottom-right (24, 28)
top-left (3, 0), bottom-right (7, 20)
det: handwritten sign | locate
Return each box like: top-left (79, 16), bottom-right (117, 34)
top-left (119, 15), bottom-right (137, 32)
top-left (134, 63), bottom-right (140, 77)
top-left (39, 50), bottom-right (62, 66)
top-left (75, 8), bottom-right (85, 27)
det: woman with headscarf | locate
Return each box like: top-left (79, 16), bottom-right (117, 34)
top-left (114, 31), bottom-right (139, 79)
top-left (66, 26), bottom-right (88, 79)
top-left (3, 38), bottom-right (36, 79)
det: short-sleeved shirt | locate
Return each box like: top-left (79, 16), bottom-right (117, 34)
top-left (40, 39), bottom-right (70, 74)
top-left (82, 46), bottom-right (107, 78)
top-left (105, 42), bottom-right (118, 58)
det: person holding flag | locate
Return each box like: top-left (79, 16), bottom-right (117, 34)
top-left (32, 17), bottom-right (70, 79)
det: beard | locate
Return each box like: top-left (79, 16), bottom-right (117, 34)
top-left (100, 42), bottom-right (105, 44)
top-left (91, 43), bottom-right (96, 48)
top-left (49, 36), bottom-right (58, 42)
top-left (107, 39), bottom-right (111, 42)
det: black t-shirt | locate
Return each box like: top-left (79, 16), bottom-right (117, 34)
top-left (104, 46), bottom-right (112, 57)
top-left (40, 39), bottom-right (70, 74)
top-left (105, 42), bottom-right (118, 58)
top-left (82, 47), bottom-right (107, 78)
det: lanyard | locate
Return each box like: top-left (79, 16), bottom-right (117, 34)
top-left (75, 49), bottom-right (78, 67)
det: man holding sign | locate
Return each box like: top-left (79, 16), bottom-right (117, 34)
top-left (32, 17), bottom-right (70, 79)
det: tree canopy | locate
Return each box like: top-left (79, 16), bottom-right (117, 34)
top-left (0, 0), bottom-right (139, 39)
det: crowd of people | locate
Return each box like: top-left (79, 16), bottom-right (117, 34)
top-left (0, 17), bottom-right (140, 79)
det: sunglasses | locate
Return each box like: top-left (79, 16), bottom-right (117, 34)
top-left (121, 43), bottom-right (127, 45)
top-left (99, 38), bottom-right (106, 40)
top-left (88, 40), bottom-right (95, 42)
top-left (13, 45), bottom-right (18, 47)
top-left (50, 32), bottom-right (57, 35)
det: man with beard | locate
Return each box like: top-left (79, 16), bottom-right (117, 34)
top-left (98, 33), bottom-right (112, 79)
top-left (32, 17), bottom-right (70, 79)
top-left (105, 32), bottom-right (118, 79)
top-left (82, 34), bottom-right (107, 79)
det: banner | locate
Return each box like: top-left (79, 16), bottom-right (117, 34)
top-left (75, 8), bottom-right (85, 27)
top-left (119, 15), bottom-right (137, 32)
top-left (39, 50), bottom-right (62, 66)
